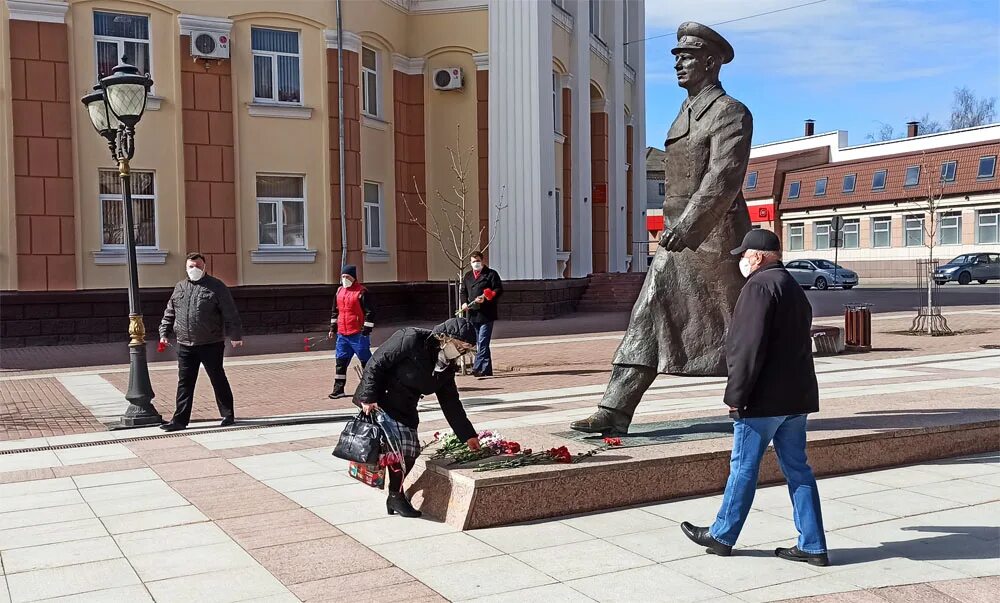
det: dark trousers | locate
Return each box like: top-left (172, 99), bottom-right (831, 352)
top-left (473, 321), bottom-right (494, 376)
top-left (172, 342), bottom-right (234, 426)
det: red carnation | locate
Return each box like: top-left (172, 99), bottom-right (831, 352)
top-left (603, 437), bottom-right (623, 446)
top-left (483, 288), bottom-right (496, 301)
top-left (303, 337), bottom-right (310, 343)
top-left (156, 341), bottom-right (167, 353)
top-left (304, 345), bottom-right (311, 352)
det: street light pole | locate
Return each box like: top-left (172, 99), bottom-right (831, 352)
top-left (82, 59), bottom-right (162, 428)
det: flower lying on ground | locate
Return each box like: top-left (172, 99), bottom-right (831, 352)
top-left (427, 431), bottom-right (624, 472)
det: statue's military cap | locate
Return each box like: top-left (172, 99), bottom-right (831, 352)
top-left (671, 21), bottom-right (735, 64)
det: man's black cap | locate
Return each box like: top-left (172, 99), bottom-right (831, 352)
top-left (730, 229), bottom-right (781, 255)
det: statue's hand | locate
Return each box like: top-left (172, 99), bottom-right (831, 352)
top-left (659, 228), bottom-right (687, 252)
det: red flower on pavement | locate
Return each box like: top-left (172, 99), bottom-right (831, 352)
top-left (482, 288), bottom-right (496, 301)
top-left (502, 441), bottom-right (521, 454)
top-left (603, 437), bottom-right (623, 446)
top-left (547, 446), bottom-right (572, 463)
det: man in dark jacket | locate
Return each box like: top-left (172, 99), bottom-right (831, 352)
top-left (461, 251), bottom-right (503, 377)
top-left (158, 253), bottom-right (244, 432)
top-left (681, 229), bottom-right (829, 566)
top-left (328, 265), bottom-right (374, 399)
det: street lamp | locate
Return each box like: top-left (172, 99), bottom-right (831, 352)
top-left (81, 58), bottom-right (162, 428)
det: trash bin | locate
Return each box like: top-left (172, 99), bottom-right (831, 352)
top-left (844, 303), bottom-right (873, 350)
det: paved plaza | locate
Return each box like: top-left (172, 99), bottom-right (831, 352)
top-left (1, 307), bottom-right (998, 601)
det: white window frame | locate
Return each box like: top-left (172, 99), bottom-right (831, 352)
top-left (814, 221), bottom-right (831, 250)
top-left (940, 160), bottom-right (957, 183)
top-left (977, 209), bottom-right (999, 244)
top-left (745, 171), bottom-right (758, 190)
top-left (93, 10), bottom-right (152, 84)
top-left (251, 27), bottom-right (303, 105)
top-left (555, 188), bottom-right (564, 251)
top-left (788, 181), bottom-right (801, 199)
top-left (842, 219), bottom-right (860, 249)
top-left (872, 217), bottom-right (891, 248)
top-left (978, 155), bottom-right (997, 180)
top-left (788, 223), bottom-right (804, 251)
top-left (256, 175), bottom-right (307, 248)
top-left (872, 169), bottom-right (888, 191)
top-left (363, 181), bottom-right (385, 251)
top-left (938, 211), bottom-right (962, 246)
top-left (552, 72), bottom-right (562, 134)
top-left (904, 214), bottom-right (924, 247)
top-left (903, 165), bottom-right (920, 187)
top-left (589, 0), bottom-right (602, 40)
top-left (361, 45), bottom-right (381, 118)
top-left (99, 169), bottom-right (158, 249)
top-left (842, 173), bottom-right (856, 193)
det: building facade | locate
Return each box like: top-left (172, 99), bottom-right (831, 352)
top-left (0, 0), bottom-right (647, 296)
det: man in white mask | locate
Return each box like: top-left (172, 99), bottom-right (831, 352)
top-left (460, 251), bottom-right (503, 377)
top-left (158, 253), bottom-right (244, 432)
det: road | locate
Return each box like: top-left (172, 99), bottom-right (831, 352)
top-left (806, 284), bottom-right (1000, 317)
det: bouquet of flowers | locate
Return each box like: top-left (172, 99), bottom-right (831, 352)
top-left (428, 430), bottom-right (623, 472)
top-left (472, 437), bottom-right (623, 472)
top-left (301, 335), bottom-right (332, 352)
top-left (455, 288), bottom-right (497, 317)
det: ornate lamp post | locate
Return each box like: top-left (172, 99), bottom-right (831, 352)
top-left (81, 58), bottom-right (162, 428)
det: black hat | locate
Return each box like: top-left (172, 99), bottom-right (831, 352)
top-left (671, 22), bottom-right (735, 64)
top-left (731, 229), bottom-right (781, 255)
top-left (432, 318), bottom-right (477, 347)
top-left (341, 265), bottom-right (357, 280)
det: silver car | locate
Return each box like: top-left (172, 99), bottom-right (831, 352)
top-left (933, 253), bottom-right (1000, 285)
top-left (785, 259), bottom-right (859, 290)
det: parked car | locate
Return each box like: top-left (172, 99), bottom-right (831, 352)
top-left (785, 259), bottom-right (859, 290)
top-left (933, 253), bottom-right (1000, 285)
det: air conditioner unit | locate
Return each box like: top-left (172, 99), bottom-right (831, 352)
top-left (432, 67), bottom-right (463, 91)
top-left (191, 31), bottom-right (230, 59)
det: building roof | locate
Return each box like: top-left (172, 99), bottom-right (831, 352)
top-left (645, 147), bottom-right (665, 174)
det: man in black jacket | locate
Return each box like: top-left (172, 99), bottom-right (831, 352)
top-left (461, 251), bottom-right (503, 377)
top-left (681, 229), bottom-right (829, 566)
top-left (158, 253), bottom-right (244, 432)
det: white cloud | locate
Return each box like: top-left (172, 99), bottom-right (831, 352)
top-left (643, 0), bottom-right (997, 85)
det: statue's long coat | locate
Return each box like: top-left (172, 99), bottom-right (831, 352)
top-left (613, 85), bottom-right (752, 376)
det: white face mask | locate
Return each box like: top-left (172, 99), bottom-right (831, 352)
top-left (471, 261), bottom-right (483, 271)
top-left (186, 267), bottom-right (205, 281)
top-left (739, 257), bottom-right (753, 278)
top-left (341, 277), bottom-right (354, 288)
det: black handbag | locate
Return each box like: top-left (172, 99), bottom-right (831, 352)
top-left (333, 412), bottom-right (383, 464)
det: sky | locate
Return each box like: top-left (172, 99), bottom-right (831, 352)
top-left (641, 0), bottom-right (1000, 149)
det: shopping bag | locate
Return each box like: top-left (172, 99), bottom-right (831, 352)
top-left (333, 411), bottom-right (383, 464)
top-left (348, 462), bottom-right (385, 489)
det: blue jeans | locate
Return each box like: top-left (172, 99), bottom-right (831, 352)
top-left (473, 321), bottom-right (494, 376)
top-left (711, 414), bottom-right (827, 554)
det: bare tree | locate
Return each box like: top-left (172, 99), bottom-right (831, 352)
top-left (866, 121), bottom-right (897, 142)
top-left (950, 86), bottom-right (997, 129)
top-left (866, 114), bottom-right (943, 142)
top-left (402, 124), bottom-right (507, 314)
top-left (908, 152), bottom-right (952, 335)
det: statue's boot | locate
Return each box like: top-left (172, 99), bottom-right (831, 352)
top-left (570, 365), bottom-right (657, 435)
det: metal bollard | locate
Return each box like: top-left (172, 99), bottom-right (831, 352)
top-left (844, 303), bottom-right (873, 351)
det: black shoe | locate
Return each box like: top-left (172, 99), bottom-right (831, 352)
top-left (470, 370), bottom-right (483, 378)
top-left (328, 384), bottom-right (346, 399)
top-left (680, 522), bottom-right (732, 557)
top-left (159, 422), bottom-right (186, 432)
top-left (775, 546), bottom-right (829, 566)
top-left (570, 410), bottom-right (629, 435)
top-left (220, 416), bottom-right (235, 427)
top-left (386, 492), bottom-right (422, 518)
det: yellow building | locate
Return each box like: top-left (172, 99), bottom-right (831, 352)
top-left (1, 0), bottom-right (647, 297)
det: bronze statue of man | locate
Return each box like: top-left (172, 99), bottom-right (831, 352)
top-left (571, 22), bottom-right (752, 435)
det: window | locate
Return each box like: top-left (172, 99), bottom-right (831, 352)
top-left (554, 189), bottom-right (564, 251)
top-left (872, 217), bottom-right (891, 248)
top-left (257, 175), bottom-right (305, 247)
top-left (978, 209), bottom-right (999, 244)
top-left (788, 223), bottom-right (804, 251)
top-left (552, 72), bottom-right (562, 134)
top-left (872, 169), bottom-right (887, 191)
top-left (814, 221), bottom-right (831, 250)
top-left (842, 174), bottom-right (856, 193)
top-left (938, 211), bottom-right (962, 245)
top-left (788, 181), bottom-right (801, 200)
top-left (940, 160), bottom-right (957, 183)
top-left (363, 182), bottom-right (383, 250)
top-left (978, 155), bottom-right (997, 180)
top-left (745, 171), bottom-right (758, 190)
top-left (99, 170), bottom-right (156, 248)
top-left (842, 219), bottom-right (860, 249)
top-left (252, 28), bottom-right (301, 104)
top-left (657, 182), bottom-right (665, 195)
top-left (94, 11), bottom-right (150, 81)
top-left (904, 165), bottom-right (920, 187)
top-left (589, 0), bottom-right (601, 39)
top-left (904, 214), bottom-right (924, 247)
top-left (362, 46), bottom-right (380, 117)
top-left (814, 177), bottom-right (828, 197)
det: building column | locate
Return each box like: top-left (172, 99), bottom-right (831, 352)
top-left (629, 0), bottom-right (648, 273)
top-left (607, 0), bottom-right (627, 273)
top-left (325, 31), bottom-right (364, 278)
top-left (591, 106), bottom-right (609, 273)
top-left (178, 15), bottom-right (237, 285)
top-left (474, 52), bottom-right (489, 257)
top-left (392, 54), bottom-right (427, 281)
top-left (487, 0), bottom-right (558, 280)
top-left (8, 0), bottom-right (76, 291)
top-left (568, 0), bottom-right (592, 277)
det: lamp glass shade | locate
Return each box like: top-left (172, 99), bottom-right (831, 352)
top-left (84, 93), bottom-right (120, 134)
top-left (100, 60), bottom-right (152, 126)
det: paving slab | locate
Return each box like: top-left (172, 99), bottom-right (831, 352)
top-left (0, 536), bottom-right (122, 575)
top-left (567, 563), bottom-right (728, 603)
top-left (4, 558), bottom-right (141, 602)
top-left (144, 565), bottom-right (291, 603)
top-left (410, 555), bottom-right (555, 601)
top-left (249, 535), bottom-right (392, 585)
top-left (513, 538), bottom-right (655, 582)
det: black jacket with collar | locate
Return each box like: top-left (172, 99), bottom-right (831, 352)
top-left (723, 262), bottom-right (819, 418)
top-left (461, 266), bottom-right (503, 324)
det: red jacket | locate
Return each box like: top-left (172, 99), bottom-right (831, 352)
top-left (331, 284), bottom-right (374, 336)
